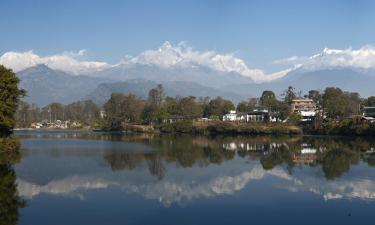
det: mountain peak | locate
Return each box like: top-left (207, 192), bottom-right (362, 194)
top-left (19, 64), bottom-right (55, 73)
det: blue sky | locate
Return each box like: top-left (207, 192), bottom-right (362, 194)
top-left (1, 0), bottom-right (375, 71)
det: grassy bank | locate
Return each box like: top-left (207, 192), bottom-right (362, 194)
top-left (305, 120), bottom-right (375, 136)
top-left (156, 120), bottom-right (302, 135)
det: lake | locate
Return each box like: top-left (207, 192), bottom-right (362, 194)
top-left (8, 131), bottom-right (375, 224)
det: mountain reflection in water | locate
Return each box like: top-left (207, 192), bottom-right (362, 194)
top-left (14, 131), bottom-right (375, 208)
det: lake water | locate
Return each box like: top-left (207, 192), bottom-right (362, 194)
top-left (8, 131), bottom-right (375, 225)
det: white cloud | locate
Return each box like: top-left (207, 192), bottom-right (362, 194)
top-left (275, 45), bottom-right (375, 72)
top-left (121, 41), bottom-right (289, 82)
top-left (4, 43), bottom-right (375, 81)
top-left (0, 50), bottom-right (111, 74)
top-left (0, 42), bottom-right (291, 81)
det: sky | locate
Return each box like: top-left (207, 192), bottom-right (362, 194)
top-left (1, 0), bottom-right (375, 74)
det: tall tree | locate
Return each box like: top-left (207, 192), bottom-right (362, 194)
top-left (260, 90), bottom-right (278, 109)
top-left (308, 90), bottom-right (322, 104)
top-left (148, 84), bottom-right (165, 107)
top-left (322, 87), bottom-right (349, 119)
top-left (205, 97), bottom-right (235, 118)
top-left (104, 93), bottom-right (145, 130)
top-left (364, 96), bottom-right (375, 107)
top-left (282, 86), bottom-right (297, 103)
top-left (0, 66), bottom-right (26, 136)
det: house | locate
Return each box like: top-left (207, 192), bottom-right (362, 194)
top-left (363, 107), bottom-right (375, 117)
top-left (361, 116), bottom-right (375, 123)
top-left (247, 108), bottom-right (269, 122)
top-left (100, 110), bottom-right (106, 119)
top-left (222, 110), bottom-right (245, 121)
top-left (290, 98), bottom-right (318, 121)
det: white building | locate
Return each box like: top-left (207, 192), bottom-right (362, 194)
top-left (290, 98), bottom-right (318, 122)
top-left (222, 110), bottom-right (245, 121)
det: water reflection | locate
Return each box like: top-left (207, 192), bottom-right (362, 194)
top-left (0, 138), bottom-right (26, 225)
top-left (14, 132), bottom-right (375, 208)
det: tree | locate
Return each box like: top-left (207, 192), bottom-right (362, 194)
top-left (282, 86), bottom-right (297, 103)
top-left (148, 84), bottom-right (165, 107)
top-left (0, 66), bottom-right (26, 136)
top-left (260, 90), bottom-right (278, 109)
top-left (363, 96), bottom-right (375, 107)
top-left (104, 93), bottom-right (145, 130)
top-left (236, 98), bottom-right (258, 112)
top-left (177, 96), bottom-right (203, 119)
top-left (308, 90), bottom-right (322, 104)
top-left (322, 87), bottom-right (348, 119)
top-left (205, 97), bottom-right (235, 118)
top-left (236, 101), bottom-right (248, 112)
top-left (14, 101), bottom-right (30, 128)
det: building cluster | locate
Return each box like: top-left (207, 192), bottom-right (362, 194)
top-left (362, 107), bottom-right (375, 122)
top-left (222, 98), bottom-right (319, 123)
top-left (222, 98), bottom-right (375, 123)
top-left (222, 108), bottom-right (277, 122)
top-left (30, 120), bottom-right (83, 129)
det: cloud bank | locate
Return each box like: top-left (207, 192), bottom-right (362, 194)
top-left (0, 50), bottom-right (111, 74)
top-left (1, 43), bottom-right (375, 81)
top-left (275, 45), bottom-right (375, 72)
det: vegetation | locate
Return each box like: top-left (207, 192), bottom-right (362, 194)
top-left (12, 78), bottom-right (375, 136)
top-left (0, 66), bottom-right (25, 136)
top-left (15, 100), bottom-right (101, 128)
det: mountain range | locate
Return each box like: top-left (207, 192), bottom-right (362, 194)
top-left (15, 63), bottom-right (375, 107)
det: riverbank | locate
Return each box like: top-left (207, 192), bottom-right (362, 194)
top-left (304, 120), bottom-right (375, 136)
top-left (121, 121), bottom-right (302, 135)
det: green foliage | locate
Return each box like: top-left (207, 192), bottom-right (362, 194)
top-left (205, 97), bottom-right (235, 117)
top-left (322, 87), bottom-right (361, 119)
top-left (103, 93), bottom-right (145, 130)
top-left (282, 86), bottom-right (297, 103)
top-left (289, 112), bottom-right (302, 124)
top-left (206, 122), bottom-right (302, 135)
top-left (158, 120), bottom-right (193, 133)
top-left (308, 90), bottom-right (322, 104)
top-left (0, 65), bottom-right (26, 136)
top-left (236, 98), bottom-right (257, 113)
top-left (260, 90), bottom-right (277, 108)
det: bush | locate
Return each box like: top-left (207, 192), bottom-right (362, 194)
top-left (159, 120), bottom-right (193, 133)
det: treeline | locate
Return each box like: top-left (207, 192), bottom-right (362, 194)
top-left (0, 66), bottom-right (27, 224)
top-left (102, 84), bottom-right (375, 130)
top-left (15, 100), bottom-right (101, 128)
top-left (13, 82), bottom-right (375, 131)
top-left (102, 84), bottom-right (235, 130)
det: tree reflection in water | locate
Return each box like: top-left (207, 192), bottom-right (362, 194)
top-left (0, 138), bottom-right (26, 225)
top-left (102, 135), bottom-right (375, 181)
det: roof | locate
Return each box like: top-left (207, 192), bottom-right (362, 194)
top-left (291, 98), bottom-right (314, 102)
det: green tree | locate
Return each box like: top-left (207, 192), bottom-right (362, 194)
top-left (260, 90), bottom-right (277, 109)
top-left (322, 87), bottom-right (349, 119)
top-left (282, 86), bottom-right (297, 103)
top-left (236, 101), bottom-right (248, 112)
top-left (308, 90), bottom-right (322, 104)
top-left (148, 84), bottom-right (165, 107)
top-left (103, 93), bottom-right (145, 130)
top-left (0, 66), bottom-right (26, 136)
top-left (367, 96), bottom-right (375, 107)
top-left (205, 97), bottom-right (235, 118)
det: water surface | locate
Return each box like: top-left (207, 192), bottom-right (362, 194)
top-left (8, 131), bottom-right (375, 225)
